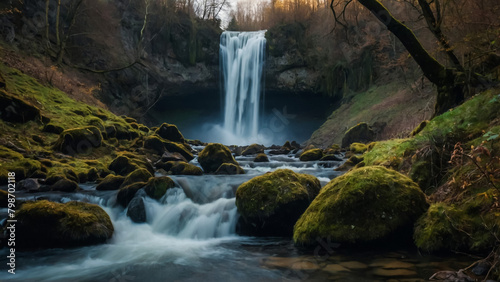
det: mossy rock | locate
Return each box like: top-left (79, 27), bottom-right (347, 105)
top-left (96, 174), bottom-right (125, 191)
top-left (112, 123), bottom-right (132, 140)
top-left (144, 177), bottom-right (176, 200)
top-left (53, 126), bottom-right (102, 155)
top-left (283, 141), bottom-right (293, 151)
top-left (198, 143), bottom-right (238, 173)
top-left (241, 144), bottom-right (265, 156)
top-left (254, 153), bottom-right (270, 162)
top-left (169, 161), bottom-right (203, 175)
top-left (87, 117), bottom-right (105, 131)
top-left (235, 169), bottom-right (321, 236)
top-left (121, 169), bottom-right (153, 188)
top-left (4, 159), bottom-right (42, 180)
top-left (299, 148), bottom-right (323, 161)
top-left (16, 200), bottom-right (114, 249)
top-left (164, 141), bottom-right (194, 161)
top-left (0, 190), bottom-right (7, 208)
top-left (414, 199), bottom-right (500, 252)
top-left (123, 117), bottom-right (137, 124)
top-left (138, 125), bottom-right (150, 133)
top-left (143, 135), bottom-right (165, 154)
top-left (51, 178), bottom-right (79, 192)
top-left (155, 123), bottom-right (185, 143)
top-left (293, 166), bottom-right (428, 246)
top-left (108, 156), bottom-right (139, 176)
top-left (215, 163), bottom-right (245, 175)
top-left (116, 182), bottom-right (147, 207)
top-left (341, 123), bottom-right (375, 148)
top-left (0, 89), bottom-right (41, 123)
top-left (87, 168), bottom-right (99, 182)
top-left (350, 143), bottom-right (368, 154)
top-left (0, 146), bottom-right (23, 160)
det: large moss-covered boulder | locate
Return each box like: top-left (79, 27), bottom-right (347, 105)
top-left (236, 169), bottom-right (321, 236)
top-left (143, 136), bottom-right (166, 154)
top-left (215, 163), bottom-right (245, 175)
top-left (16, 200), bottom-right (114, 249)
top-left (144, 177), bottom-right (176, 200)
top-left (96, 174), bottom-right (125, 191)
top-left (341, 122), bottom-right (375, 148)
top-left (164, 141), bottom-right (194, 161)
top-left (254, 153), bottom-right (270, 162)
top-left (198, 143), bottom-right (238, 173)
top-left (51, 178), bottom-right (79, 192)
top-left (155, 123), bottom-right (185, 143)
top-left (53, 126), bottom-right (102, 155)
top-left (293, 166), bottom-right (428, 246)
top-left (299, 148), bottom-right (323, 161)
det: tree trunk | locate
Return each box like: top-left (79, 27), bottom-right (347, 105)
top-left (56, 0), bottom-right (61, 46)
top-left (57, 0), bottom-right (83, 65)
top-left (354, 0), bottom-right (464, 115)
top-left (44, 0), bottom-right (50, 41)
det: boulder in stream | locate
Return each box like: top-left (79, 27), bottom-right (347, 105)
top-left (293, 166), bottom-right (428, 246)
top-left (236, 169), bottom-right (320, 236)
top-left (198, 143), bottom-right (238, 173)
top-left (16, 200), bottom-right (114, 249)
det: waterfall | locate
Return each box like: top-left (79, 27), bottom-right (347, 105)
top-left (220, 31), bottom-right (266, 140)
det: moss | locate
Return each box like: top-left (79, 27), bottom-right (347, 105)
top-left (0, 145), bottom-right (24, 160)
top-left (43, 123), bottom-right (65, 134)
top-left (4, 159), bottom-right (42, 180)
top-left (414, 196), bottom-right (500, 252)
top-left (341, 122), bottom-right (375, 148)
top-left (53, 126), bottom-right (103, 155)
top-left (215, 163), bottom-right (245, 175)
top-left (254, 153), bottom-right (270, 162)
top-left (51, 178), bottom-right (79, 192)
top-left (155, 123), bottom-right (185, 143)
top-left (96, 174), bottom-right (125, 191)
top-left (168, 161), bottom-right (203, 175)
top-left (350, 142), bottom-right (368, 154)
top-left (283, 141), bottom-right (293, 150)
top-left (293, 166), bottom-right (428, 246)
top-left (144, 177), bottom-right (176, 200)
top-left (121, 168), bottom-right (153, 188)
top-left (108, 155), bottom-right (139, 176)
top-left (163, 141), bottom-right (194, 161)
top-left (116, 182), bottom-right (147, 207)
top-left (299, 148), bottom-right (323, 161)
top-left (363, 138), bottom-right (417, 169)
top-left (198, 143), bottom-right (238, 173)
top-left (16, 200), bottom-right (114, 249)
top-left (411, 120), bottom-right (429, 137)
top-left (0, 89), bottom-right (41, 123)
top-left (143, 135), bottom-right (165, 154)
top-left (235, 169), bottom-right (321, 236)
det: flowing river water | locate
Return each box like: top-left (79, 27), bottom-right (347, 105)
top-left (0, 151), bottom-right (471, 281)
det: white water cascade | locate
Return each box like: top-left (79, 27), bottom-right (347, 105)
top-left (220, 31), bottom-right (266, 141)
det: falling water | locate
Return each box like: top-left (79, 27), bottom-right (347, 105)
top-left (220, 31), bottom-right (266, 140)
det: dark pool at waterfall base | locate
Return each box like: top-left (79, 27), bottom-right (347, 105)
top-left (0, 151), bottom-right (470, 281)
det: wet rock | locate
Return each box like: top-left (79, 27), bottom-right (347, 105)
top-left (121, 169), bottom-right (153, 188)
top-left (144, 177), bottom-right (176, 200)
top-left (323, 264), bottom-right (350, 273)
top-left (215, 163), bottom-right (245, 175)
top-left (127, 190), bottom-right (147, 223)
top-left (299, 148), bottom-right (323, 161)
top-left (341, 123), bottom-right (375, 148)
top-left (96, 174), bottom-right (125, 191)
top-left (16, 200), bottom-right (114, 249)
top-left (17, 178), bottom-right (41, 191)
top-left (198, 143), bottom-right (238, 173)
top-left (161, 151), bottom-right (187, 162)
top-left (472, 261), bottom-right (491, 276)
top-left (117, 182), bottom-right (147, 207)
top-left (155, 123), bottom-right (185, 143)
top-left (169, 161), bottom-right (203, 175)
top-left (254, 153), bottom-right (270, 162)
top-left (339, 261), bottom-right (368, 270)
top-left (51, 178), bottom-right (79, 192)
top-left (320, 154), bottom-right (342, 161)
top-left (236, 169), bottom-right (321, 236)
top-left (108, 156), bottom-right (139, 176)
top-left (241, 144), bottom-right (265, 156)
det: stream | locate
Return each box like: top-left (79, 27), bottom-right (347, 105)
top-left (0, 151), bottom-right (470, 281)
